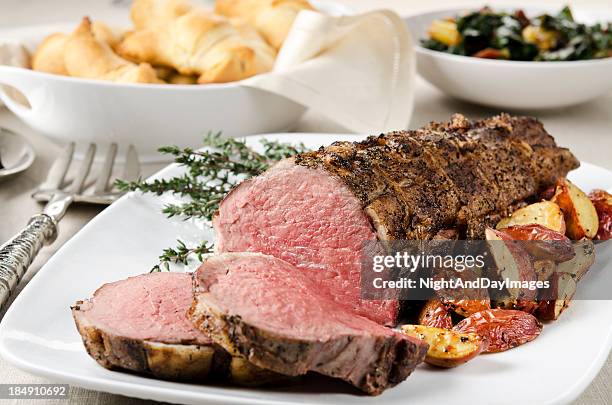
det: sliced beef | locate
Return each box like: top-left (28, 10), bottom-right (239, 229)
top-left (72, 272), bottom-right (278, 385)
top-left (214, 159), bottom-right (396, 325)
top-left (213, 114), bottom-right (579, 325)
top-left (189, 253), bottom-right (428, 396)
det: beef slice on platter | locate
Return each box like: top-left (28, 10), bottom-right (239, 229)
top-left (72, 272), bottom-right (279, 385)
top-left (189, 253), bottom-right (429, 395)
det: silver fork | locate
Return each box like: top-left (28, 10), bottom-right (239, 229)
top-left (0, 142), bottom-right (140, 309)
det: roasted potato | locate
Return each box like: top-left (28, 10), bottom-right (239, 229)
top-left (588, 189), bottom-right (612, 240)
top-left (418, 300), bottom-right (453, 329)
top-left (536, 272), bottom-right (577, 321)
top-left (552, 179), bottom-right (599, 239)
top-left (491, 298), bottom-right (539, 314)
top-left (485, 228), bottom-right (538, 301)
top-left (496, 201), bottom-right (566, 234)
top-left (556, 239), bottom-right (595, 282)
top-left (499, 224), bottom-right (575, 262)
top-left (453, 309), bottom-right (542, 353)
top-left (513, 299), bottom-right (540, 315)
top-left (432, 267), bottom-right (491, 317)
top-left (400, 325), bottom-right (484, 368)
top-left (444, 299), bottom-right (491, 318)
top-left (536, 239), bottom-right (594, 321)
top-left (533, 259), bottom-right (556, 283)
top-left (491, 297), bottom-right (517, 310)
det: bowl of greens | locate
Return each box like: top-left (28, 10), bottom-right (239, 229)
top-left (405, 6), bottom-right (612, 109)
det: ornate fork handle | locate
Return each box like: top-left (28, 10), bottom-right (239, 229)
top-left (0, 214), bottom-right (57, 309)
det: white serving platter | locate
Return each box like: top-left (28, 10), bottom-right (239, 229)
top-left (0, 133), bottom-right (611, 405)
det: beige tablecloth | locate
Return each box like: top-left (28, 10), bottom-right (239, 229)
top-left (1, 0), bottom-right (611, 404)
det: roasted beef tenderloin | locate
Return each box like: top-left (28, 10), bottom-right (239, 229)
top-left (214, 114), bottom-right (578, 325)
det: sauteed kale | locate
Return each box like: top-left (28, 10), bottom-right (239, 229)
top-left (422, 6), bottom-right (612, 61)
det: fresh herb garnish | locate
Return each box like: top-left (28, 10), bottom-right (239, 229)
top-left (116, 132), bottom-right (307, 221)
top-left (150, 239), bottom-right (214, 272)
top-left (115, 132), bottom-right (307, 271)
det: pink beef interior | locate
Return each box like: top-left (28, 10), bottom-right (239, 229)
top-left (196, 253), bottom-right (398, 340)
top-left (214, 163), bottom-right (399, 325)
top-left (79, 272), bottom-right (211, 345)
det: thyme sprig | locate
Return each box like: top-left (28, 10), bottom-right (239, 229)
top-left (115, 132), bottom-right (307, 272)
top-left (115, 132), bottom-right (307, 221)
top-left (151, 239), bottom-right (214, 272)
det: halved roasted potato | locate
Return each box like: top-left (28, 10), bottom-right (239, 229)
top-left (400, 324), bottom-right (484, 368)
top-left (444, 299), bottom-right (491, 318)
top-left (496, 201), bottom-right (565, 234)
top-left (453, 309), bottom-right (542, 353)
top-left (485, 228), bottom-right (537, 301)
top-left (432, 267), bottom-right (491, 317)
top-left (537, 272), bottom-right (577, 321)
top-left (490, 298), bottom-right (539, 314)
top-left (533, 259), bottom-right (556, 283)
top-left (500, 224), bottom-right (574, 262)
top-left (535, 239), bottom-right (594, 321)
top-left (552, 179), bottom-right (599, 239)
top-left (588, 189), bottom-right (612, 240)
top-left (556, 239), bottom-right (595, 282)
top-left (418, 300), bottom-right (453, 329)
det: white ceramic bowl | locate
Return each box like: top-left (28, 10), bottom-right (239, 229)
top-left (404, 7), bottom-right (612, 110)
top-left (0, 1), bottom-right (349, 161)
top-left (0, 67), bottom-right (307, 161)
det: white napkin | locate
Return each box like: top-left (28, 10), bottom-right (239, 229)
top-left (243, 10), bottom-right (415, 134)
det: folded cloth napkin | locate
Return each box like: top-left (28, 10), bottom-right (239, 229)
top-left (243, 9), bottom-right (415, 134)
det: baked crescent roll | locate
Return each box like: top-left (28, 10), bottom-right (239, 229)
top-left (118, 0), bottom-right (275, 83)
top-left (32, 22), bottom-right (126, 76)
top-left (215, 0), bottom-right (315, 50)
top-left (64, 17), bottom-right (162, 84)
top-left (32, 33), bottom-right (69, 75)
top-left (91, 21), bottom-right (126, 49)
top-left (130, 0), bottom-right (193, 30)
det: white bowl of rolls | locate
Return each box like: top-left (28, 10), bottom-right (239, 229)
top-left (0, 0), bottom-right (349, 160)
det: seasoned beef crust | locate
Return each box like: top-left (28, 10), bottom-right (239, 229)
top-left (294, 114), bottom-right (579, 239)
